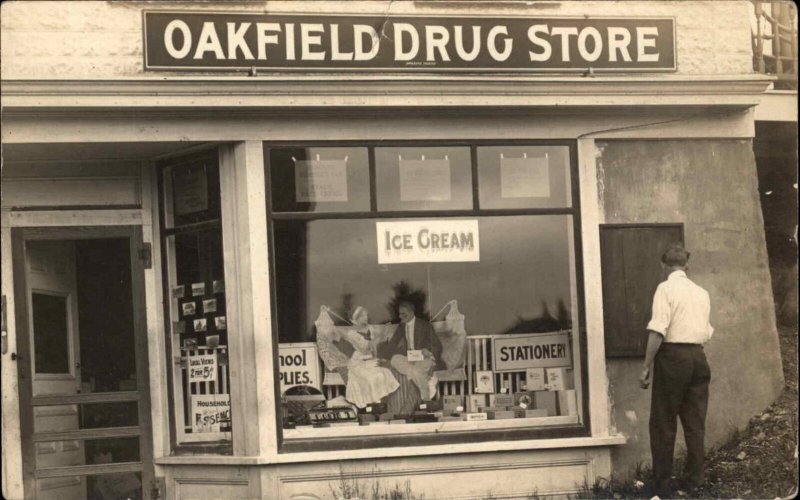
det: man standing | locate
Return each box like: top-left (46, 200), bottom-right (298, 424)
top-left (377, 300), bottom-right (444, 400)
top-left (640, 244), bottom-right (714, 495)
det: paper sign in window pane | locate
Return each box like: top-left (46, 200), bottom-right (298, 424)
top-left (191, 394), bottom-right (231, 433)
top-left (399, 158), bottom-right (452, 202)
top-left (500, 156), bottom-right (550, 198)
top-left (188, 354), bottom-right (217, 383)
top-left (294, 159), bottom-right (349, 202)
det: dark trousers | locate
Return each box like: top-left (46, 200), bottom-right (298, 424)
top-left (649, 343), bottom-right (710, 488)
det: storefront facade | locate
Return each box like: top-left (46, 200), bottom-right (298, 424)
top-left (1, 1), bottom-right (785, 498)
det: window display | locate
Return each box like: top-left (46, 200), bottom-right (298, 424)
top-left (266, 142), bottom-right (585, 442)
top-left (160, 154), bottom-right (232, 446)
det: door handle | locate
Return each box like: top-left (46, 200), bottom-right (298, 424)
top-left (11, 352), bottom-right (22, 361)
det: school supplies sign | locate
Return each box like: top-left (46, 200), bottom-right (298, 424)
top-left (377, 219), bottom-right (480, 264)
top-left (144, 13), bottom-right (676, 72)
top-left (191, 395), bottom-right (231, 433)
top-left (279, 342), bottom-right (321, 394)
top-left (492, 331), bottom-right (572, 372)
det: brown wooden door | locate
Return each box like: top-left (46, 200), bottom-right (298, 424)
top-left (600, 224), bottom-right (684, 357)
top-left (13, 226), bottom-right (154, 500)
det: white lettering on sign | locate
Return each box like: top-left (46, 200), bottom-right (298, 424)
top-left (500, 155), bottom-right (550, 198)
top-left (294, 159), bottom-right (348, 202)
top-left (376, 219), bottom-right (480, 264)
top-left (492, 332), bottom-right (572, 372)
top-left (146, 14), bottom-right (675, 72)
top-left (188, 354), bottom-right (217, 383)
top-left (399, 158), bottom-right (451, 202)
top-left (191, 394), bottom-right (231, 433)
top-left (278, 343), bottom-right (321, 394)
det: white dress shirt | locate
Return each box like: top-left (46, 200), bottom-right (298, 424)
top-left (405, 317), bottom-right (415, 350)
top-left (646, 270), bottom-right (714, 344)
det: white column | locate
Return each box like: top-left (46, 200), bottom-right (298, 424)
top-left (219, 141), bottom-right (277, 457)
top-left (577, 137), bottom-right (613, 438)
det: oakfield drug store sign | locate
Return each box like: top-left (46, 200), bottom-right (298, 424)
top-left (144, 12), bottom-right (676, 72)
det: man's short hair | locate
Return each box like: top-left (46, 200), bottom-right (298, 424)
top-left (661, 244), bottom-right (690, 267)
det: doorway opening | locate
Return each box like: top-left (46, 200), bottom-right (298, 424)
top-left (14, 228), bottom-right (153, 500)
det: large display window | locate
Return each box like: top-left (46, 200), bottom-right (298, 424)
top-left (266, 142), bottom-right (587, 446)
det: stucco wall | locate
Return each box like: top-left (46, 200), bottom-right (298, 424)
top-left (1, 0), bottom-right (755, 79)
top-left (597, 139), bottom-right (784, 476)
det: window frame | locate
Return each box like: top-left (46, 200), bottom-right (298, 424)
top-left (264, 139), bottom-right (590, 454)
top-left (156, 149), bottom-right (234, 453)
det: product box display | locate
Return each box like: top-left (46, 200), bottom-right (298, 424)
top-left (545, 367), bottom-right (570, 391)
top-left (479, 406), bottom-right (509, 413)
top-left (534, 391), bottom-right (558, 416)
top-left (487, 410), bottom-right (515, 420)
top-left (467, 394), bottom-right (487, 413)
top-left (438, 416), bottom-right (462, 422)
top-left (513, 408), bottom-right (549, 418)
top-left (489, 393), bottom-right (515, 408)
top-left (418, 400), bottom-right (444, 412)
top-left (474, 370), bottom-right (495, 393)
top-left (442, 395), bottom-right (464, 412)
top-left (369, 421), bottom-right (390, 425)
top-left (514, 391), bottom-right (535, 408)
top-left (358, 414), bottom-right (376, 425)
top-left (389, 419), bottom-right (407, 425)
top-left (462, 412), bottom-right (488, 421)
top-left (409, 413), bottom-right (438, 423)
top-left (378, 413), bottom-right (395, 422)
top-left (524, 368), bottom-right (547, 391)
top-left (557, 389), bottom-right (579, 416)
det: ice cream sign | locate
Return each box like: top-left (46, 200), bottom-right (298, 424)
top-left (376, 220), bottom-right (480, 264)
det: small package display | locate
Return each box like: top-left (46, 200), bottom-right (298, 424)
top-left (358, 414), bottom-right (377, 425)
top-left (514, 392), bottom-right (534, 409)
top-left (442, 395), bottom-right (464, 413)
top-left (513, 408), bottom-right (548, 418)
top-left (525, 368), bottom-right (546, 391)
top-left (557, 389), bottom-right (579, 416)
top-left (474, 370), bottom-right (495, 393)
top-left (487, 410), bottom-right (515, 420)
top-left (545, 367), bottom-right (571, 390)
top-left (389, 419), bottom-right (407, 425)
top-left (489, 393), bottom-right (515, 408)
top-left (463, 412), bottom-right (488, 421)
top-left (418, 399), bottom-right (444, 412)
top-left (467, 394), bottom-right (487, 413)
top-left (410, 413), bottom-right (438, 423)
top-left (438, 416), bottom-right (462, 422)
top-left (378, 413), bottom-right (395, 422)
top-left (534, 391), bottom-right (558, 416)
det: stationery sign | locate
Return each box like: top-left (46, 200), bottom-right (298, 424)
top-left (278, 342), bottom-right (321, 394)
top-left (376, 219), bottom-right (480, 264)
top-left (144, 12), bottom-right (676, 72)
top-left (492, 331), bottom-right (572, 372)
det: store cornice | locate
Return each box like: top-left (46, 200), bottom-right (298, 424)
top-left (0, 75), bottom-right (773, 111)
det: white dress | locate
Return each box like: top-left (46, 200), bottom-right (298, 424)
top-left (342, 330), bottom-right (399, 408)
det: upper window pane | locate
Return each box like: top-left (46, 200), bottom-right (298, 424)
top-left (477, 146), bottom-right (572, 209)
top-left (32, 292), bottom-right (70, 374)
top-left (375, 147), bottom-right (472, 212)
top-left (167, 158), bottom-right (221, 228)
top-left (268, 147), bottom-right (370, 213)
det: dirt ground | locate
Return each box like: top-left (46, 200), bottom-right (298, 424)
top-left (584, 323), bottom-right (798, 500)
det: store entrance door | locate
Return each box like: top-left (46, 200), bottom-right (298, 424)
top-left (13, 226), bottom-right (154, 500)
